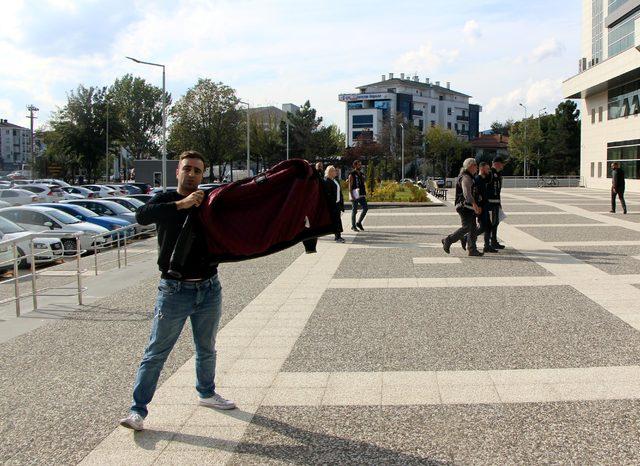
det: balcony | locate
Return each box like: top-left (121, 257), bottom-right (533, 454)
top-left (456, 115), bottom-right (469, 122)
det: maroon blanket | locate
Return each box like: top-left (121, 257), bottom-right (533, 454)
top-left (194, 159), bottom-right (335, 263)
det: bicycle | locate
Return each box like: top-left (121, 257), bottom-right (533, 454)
top-left (537, 176), bottom-right (559, 188)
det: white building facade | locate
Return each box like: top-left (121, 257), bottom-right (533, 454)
top-left (0, 119), bottom-right (32, 171)
top-left (563, 0), bottom-right (640, 191)
top-left (339, 73), bottom-right (481, 147)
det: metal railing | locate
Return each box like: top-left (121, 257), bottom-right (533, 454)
top-left (501, 176), bottom-right (582, 188)
top-left (0, 223), bottom-right (157, 317)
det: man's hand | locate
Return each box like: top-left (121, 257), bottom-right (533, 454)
top-left (473, 204), bottom-right (482, 215)
top-left (612, 187), bottom-right (617, 194)
top-left (176, 190), bottom-right (205, 210)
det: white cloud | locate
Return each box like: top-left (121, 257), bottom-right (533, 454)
top-left (531, 37), bottom-right (565, 62)
top-left (395, 42), bottom-right (460, 74)
top-left (463, 20), bottom-right (482, 45)
top-left (484, 78), bottom-right (563, 121)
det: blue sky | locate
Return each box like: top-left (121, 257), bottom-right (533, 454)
top-left (1, 0), bottom-right (581, 132)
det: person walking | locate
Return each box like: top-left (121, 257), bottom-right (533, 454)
top-left (610, 162), bottom-right (627, 214)
top-left (487, 156), bottom-right (506, 249)
top-left (348, 159), bottom-right (368, 231)
top-left (119, 150), bottom-right (235, 432)
top-left (442, 158), bottom-right (483, 257)
top-left (473, 161), bottom-right (497, 253)
top-left (324, 165), bottom-right (345, 243)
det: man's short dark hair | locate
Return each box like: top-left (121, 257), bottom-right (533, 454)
top-left (179, 150), bottom-right (206, 168)
top-left (493, 156), bottom-right (505, 164)
top-left (479, 161), bottom-right (490, 168)
top-left (352, 159), bottom-right (361, 168)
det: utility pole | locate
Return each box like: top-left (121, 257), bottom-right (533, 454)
top-left (519, 103), bottom-right (527, 178)
top-left (26, 105), bottom-right (39, 175)
top-left (105, 98), bottom-right (109, 182)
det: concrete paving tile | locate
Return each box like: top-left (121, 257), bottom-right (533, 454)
top-left (153, 450), bottom-right (233, 465)
top-left (217, 372), bottom-right (277, 388)
top-left (327, 371), bottom-right (382, 388)
top-left (241, 346), bottom-right (293, 359)
top-left (164, 425), bottom-right (246, 451)
top-left (439, 384), bottom-right (501, 404)
top-left (227, 358), bottom-right (284, 373)
top-left (152, 386), bottom-right (198, 405)
top-left (322, 387), bottom-right (382, 406)
top-left (186, 405), bottom-right (258, 427)
top-left (79, 449), bottom-right (161, 465)
top-left (144, 405), bottom-right (197, 428)
top-left (554, 381), bottom-right (640, 401)
top-left (494, 383), bottom-right (561, 403)
top-left (436, 370), bottom-right (494, 386)
top-left (250, 336), bottom-right (299, 347)
top-left (216, 387), bottom-right (267, 406)
top-left (381, 384), bottom-right (440, 405)
top-left (263, 387), bottom-right (326, 406)
top-left (521, 225), bottom-right (640, 242)
top-left (94, 426), bottom-right (175, 451)
top-left (273, 372), bottom-right (330, 388)
top-left (382, 371), bottom-right (438, 386)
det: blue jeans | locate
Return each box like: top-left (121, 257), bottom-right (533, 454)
top-left (351, 197), bottom-right (368, 227)
top-left (130, 276), bottom-right (222, 418)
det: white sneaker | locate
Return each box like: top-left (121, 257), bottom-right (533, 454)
top-left (119, 413), bottom-right (144, 431)
top-left (198, 392), bottom-right (236, 410)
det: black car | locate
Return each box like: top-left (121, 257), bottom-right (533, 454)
top-left (126, 183), bottom-right (152, 194)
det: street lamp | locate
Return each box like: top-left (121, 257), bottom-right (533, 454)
top-left (126, 56), bottom-right (166, 190)
top-left (399, 123), bottom-right (405, 181)
top-left (239, 101), bottom-right (250, 178)
top-left (537, 107), bottom-right (547, 179)
top-left (519, 103), bottom-right (527, 178)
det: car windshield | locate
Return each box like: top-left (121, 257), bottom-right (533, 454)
top-left (47, 210), bottom-right (81, 224)
top-left (119, 198), bottom-right (144, 208)
top-left (0, 216), bottom-right (25, 233)
top-left (60, 205), bottom-right (98, 218)
top-left (94, 201), bottom-right (130, 214)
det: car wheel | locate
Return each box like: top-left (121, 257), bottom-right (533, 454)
top-left (16, 247), bottom-right (28, 269)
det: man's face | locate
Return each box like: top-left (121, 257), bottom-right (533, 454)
top-left (493, 162), bottom-right (504, 172)
top-left (480, 165), bottom-right (490, 176)
top-left (176, 157), bottom-right (205, 193)
top-left (354, 162), bottom-right (362, 171)
top-left (612, 163), bottom-right (617, 170)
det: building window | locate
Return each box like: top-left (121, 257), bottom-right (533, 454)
top-left (447, 122), bottom-right (452, 130)
top-left (608, 10), bottom-right (640, 58)
top-left (591, 162), bottom-right (595, 177)
top-left (352, 114), bottom-right (373, 128)
top-left (608, 78), bottom-right (640, 120)
top-left (347, 102), bottom-right (363, 109)
top-left (447, 108), bottom-right (452, 115)
top-left (439, 96), bottom-right (444, 101)
top-left (430, 120), bottom-right (436, 127)
top-left (599, 106), bottom-right (603, 122)
top-left (598, 162), bottom-right (603, 177)
top-left (431, 105), bottom-right (436, 113)
top-left (592, 0), bottom-right (604, 63)
top-left (592, 109), bottom-right (596, 124)
top-left (607, 140), bottom-right (640, 178)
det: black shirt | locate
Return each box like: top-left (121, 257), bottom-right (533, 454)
top-left (474, 173), bottom-right (490, 207)
top-left (612, 168), bottom-right (626, 191)
top-left (349, 170), bottom-right (366, 196)
top-left (136, 191), bottom-right (218, 280)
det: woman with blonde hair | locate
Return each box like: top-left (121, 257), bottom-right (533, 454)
top-left (324, 165), bottom-right (345, 243)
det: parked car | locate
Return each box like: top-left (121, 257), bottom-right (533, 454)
top-left (37, 203), bottom-right (134, 238)
top-left (0, 237), bottom-right (14, 273)
top-left (112, 184), bottom-right (142, 195)
top-left (62, 199), bottom-right (137, 224)
top-left (0, 206), bottom-right (108, 254)
top-left (34, 178), bottom-right (71, 188)
top-left (127, 194), bottom-right (153, 204)
top-left (0, 216), bottom-right (64, 267)
top-left (107, 197), bottom-right (145, 212)
top-left (82, 185), bottom-right (117, 198)
top-left (0, 189), bottom-right (39, 206)
top-left (10, 180), bottom-right (34, 187)
top-left (0, 200), bottom-right (10, 208)
top-left (125, 183), bottom-right (152, 194)
top-left (105, 184), bottom-right (128, 196)
top-left (151, 186), bottom-right (177, 194)
top-left (61, 186), bottom-right (96, 198)
top-left (20, 184), bottom-right (65, 202)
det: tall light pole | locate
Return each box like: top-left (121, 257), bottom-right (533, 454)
top-left (127, 56), bottom-right (166, 190)
top-left (239, 101), bottom-right (250, 178)
top-left (399, 123), bottom-right (405, 181)
top-left (105, 97), bottom-right (109, 182)
top-left (26, 105), bottom-right (38, 175)
top-left (537, 107), bottom-right (547, 179)
top-left (286, 120), bottom-right (290, 160)
top-left (519, 103), bottom-right (527, 178)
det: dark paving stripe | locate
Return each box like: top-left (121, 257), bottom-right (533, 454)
top-left (504, 214), bottom-right (602, 225)
top-left (499, 205), bottom-right (562, 212)
top-left (0, 247), bottom-right (301, 465)
top-left (558, 245), bottom-right (640, 275)
top-left (230, 401), bottom-right (640, 465)
top-left (519, 225), bottom-right (640, 242)
top-left (282, 286), bottom-right (640, 372)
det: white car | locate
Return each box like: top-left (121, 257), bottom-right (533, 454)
top-left (0, 238), bottom-right (13, 273)
top-left (20, 184), bottom-right (65, 202)
top-left (61, 186), bottom-right (96, 199)
top-left (0, 206), bottom-right (108, 255)
top-left (82, 185), bottom-right (117, 198)
top-left (34, 178), bottom-right (71, 188)
top-left (0, 216), bottom-right (64, 267)
top-left (0, 189), bottom-right (39, 206)
top-left (105, 185), bottom-right (128, 196)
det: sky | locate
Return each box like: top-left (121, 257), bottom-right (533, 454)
top-left (0, 0), bottom-right (582, 133)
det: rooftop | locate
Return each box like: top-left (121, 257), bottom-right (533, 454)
top-left (469, 133), bottom-right (509, 149)
top-left (0, 119), bottom-right (29, 130)
top-left (357, 77), bottom-right (471, 98)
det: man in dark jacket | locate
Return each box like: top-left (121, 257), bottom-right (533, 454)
top-left (349, 159), bottom-right (368, 231)
top-left (120, 150), bottom-right (235, 432)
top-left (487, 156), bottom-right (505, 249)
top-left (610, 162), bottom-right (627, 214)
top-left (474, 162), bottom-right (497, 253)
top-left (442, 158), bottom-right (483, 257)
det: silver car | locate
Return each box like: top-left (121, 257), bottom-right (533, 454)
top-left (0, 216), bottom-right (64, 267)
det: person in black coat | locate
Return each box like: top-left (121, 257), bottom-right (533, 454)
top-left (324, 165), bottom-right (345, 243)
top-left (610, 162), bottom-right (627, 214)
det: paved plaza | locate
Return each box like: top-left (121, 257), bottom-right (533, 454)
top-left (4, 188), bottom-right (640, 464)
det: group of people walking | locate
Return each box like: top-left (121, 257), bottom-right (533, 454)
top-left (442, 156), bottom-right (506, 256)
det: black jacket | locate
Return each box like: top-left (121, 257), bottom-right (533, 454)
top-left (324, 178), bottom-right (344, 212)
top-left (474, 173), bottom-right (491, 207)
top-left (612, 168), bottom-right (626, 191)
top-left (348, 170), bottom-right (366, 197)
top-left (136, 191), bottom-right (218, 280)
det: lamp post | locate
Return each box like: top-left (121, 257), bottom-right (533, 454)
top-left (126, 56), bottom-right (166, 190)
top-left (239, 101), bottom-right (250, 178)
top-left (399, 123), bottom-right (405, 181)
top-left (519, 103), bottom-right (527, 178)
top-left (537, 107), bottom-right (547, 179)
top-left (286, 120), bottom-right (290, 160)
top-left (105, 97), bottom-right (109, 182)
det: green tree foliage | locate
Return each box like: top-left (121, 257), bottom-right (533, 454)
top-left (168, 79), bottom-right (243, 179)
top-left (490, 120), bottom-right (514, 136)
top-left (45, 85), bottom-right (120, 181)
top-left (279, 101), bottom-right (322, 159)
top-left (250, 115), bottom-right (283, 171)
top-left (108, 74), bottom-right (170, 160)
top-left (311, 124), bottom-right (345, 161)
top-left (508, 117), bottom-right (544, 175)
top-left (544, 100), bottom-right (580, 175)
top-left (425, 126), bottom-right (470, 177)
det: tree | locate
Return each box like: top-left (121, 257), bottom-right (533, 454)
top-left (250, 115), bottom-right (283, 171)
top-left (46, 85), bottom-right (120, 181)
top-left (108, 74), bottom-right (170, 160)
top-left (311, 124), bottom-right (345, 162)
top-left (508, 117), bottom-right (543, 175)
top-left (425, 126), bottom-right (469, 178)
top-left (490, 120), bottom-right (514, 136)
top-left (545, 100), bottom-right (580, 175)
top-left (279, 101), bottom-right (322, 159)
top-left (168, 79), bottom-right (244, 180)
